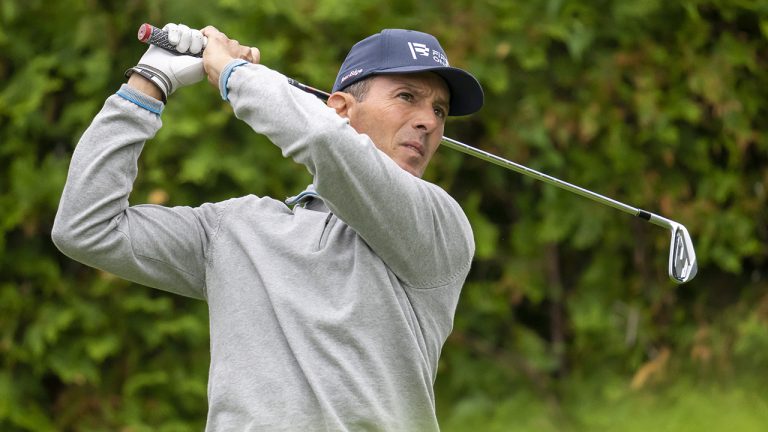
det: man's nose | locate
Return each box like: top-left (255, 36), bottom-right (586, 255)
top-left (412, 105), bottom-right (439, 133)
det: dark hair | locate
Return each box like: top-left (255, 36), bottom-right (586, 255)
top-left (340, 77), bottom-right (374, 102)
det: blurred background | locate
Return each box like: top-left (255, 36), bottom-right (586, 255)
top-left (1, 0), bottom-right (767, 430)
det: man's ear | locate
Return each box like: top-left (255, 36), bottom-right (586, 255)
top-left (327, 92), bottom-right (356, 119)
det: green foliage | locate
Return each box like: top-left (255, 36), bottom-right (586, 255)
top-left (1, 0), bottom-right (767, 429)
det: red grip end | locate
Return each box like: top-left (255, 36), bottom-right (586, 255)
top-left (137, 23), bottom-right (153, 43)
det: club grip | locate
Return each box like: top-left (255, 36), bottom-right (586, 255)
top-left (137, 23), bottom-right (203, 58)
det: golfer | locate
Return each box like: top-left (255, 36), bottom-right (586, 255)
top-left (53, 23), bottom-right (484, 431)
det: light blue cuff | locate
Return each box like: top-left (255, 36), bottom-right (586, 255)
top-left (116, 84), bottom-right (164, 115)
top-left (219, 59), bottom-right (250, 101)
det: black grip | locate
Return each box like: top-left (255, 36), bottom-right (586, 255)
top-left (138, 23), bottom-right (203, 58)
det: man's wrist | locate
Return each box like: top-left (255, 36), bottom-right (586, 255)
top-left (116, 84), bottom-right (165, 115)
top-left (219, 59), bottom-right (250, 101)
top-left (127, 74), bottom-right (164, 101)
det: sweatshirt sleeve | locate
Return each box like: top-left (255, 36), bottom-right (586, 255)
top-left (52, 85), bottom-right (222, 300)
top-left (225, 64), bottom-right (474, 289)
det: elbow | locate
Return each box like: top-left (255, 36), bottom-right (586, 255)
top-left (51, 209), bottom-right (96, 259)
top-left (51, 214), bottom-right (77, 256)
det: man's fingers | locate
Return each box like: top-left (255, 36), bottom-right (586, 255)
top-left (201, 26), bottom-right (222, 40)
top-left (198, 25), bottom-right (262, 90)
top-left (166, 23), bottom-right (180, 45)
top-left (177, 24), bottom-right (192, 53)
top-left (189, 31), bottom-right (206, 54)
top-left (242, 47), bottom-right (260, 64)
top-left (166, 23), bottom-right (207, 54)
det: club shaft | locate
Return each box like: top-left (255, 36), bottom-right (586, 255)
top-left (285, 78), bottom-right (676, 230)
top-left (284, 77), bottom-right (678, 231)
top-left (440, 136), bottom-right (676, 231)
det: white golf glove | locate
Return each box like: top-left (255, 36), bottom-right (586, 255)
top-left (126, 24), bottom-right (207, 101)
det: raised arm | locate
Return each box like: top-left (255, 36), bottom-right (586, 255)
top-left (52, 75), bottom-right (223, 300)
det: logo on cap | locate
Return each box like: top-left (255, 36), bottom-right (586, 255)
top-left (432, 50), bottom-right (449, 67)
top-left (407, 41), bottom-right (449, 67)
top-left (340, 68), bottom-right (364, 84)
top-left (408, 42), bottom-right (430, 59)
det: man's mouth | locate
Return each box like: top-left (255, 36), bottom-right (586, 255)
top-left (401, 141), bottom-right (425, 157)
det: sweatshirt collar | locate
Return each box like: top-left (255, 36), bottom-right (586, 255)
top-left (285, 184), bottom-right (324, 209)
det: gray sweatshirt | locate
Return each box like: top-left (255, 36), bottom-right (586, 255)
top-left (53, 63), bottom-right (474, 431)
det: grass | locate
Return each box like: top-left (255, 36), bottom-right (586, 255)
top-left (438, 375), bottom-right (768, 432)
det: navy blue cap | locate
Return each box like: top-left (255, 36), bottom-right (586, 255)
top-left (332, 29), bottom-right (484, 116)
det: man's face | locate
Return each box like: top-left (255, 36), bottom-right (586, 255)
top-left (344, 73), bottom-right (450, 177)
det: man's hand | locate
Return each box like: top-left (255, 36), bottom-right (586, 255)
top-left (126, 23), bottom-right (206, 101)
top-left (200, 26), bottom-right (260, 90)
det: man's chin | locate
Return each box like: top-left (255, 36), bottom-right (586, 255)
top-left (393, 154), bottom-right (426, 177)
top-left (400, 163), bottom-right (424, 178)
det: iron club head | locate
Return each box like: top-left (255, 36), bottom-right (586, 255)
top-left (668, 224), bottom-right (698, 283)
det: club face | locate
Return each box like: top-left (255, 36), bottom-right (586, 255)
top-left (668, 224), bottom-right (698, 283)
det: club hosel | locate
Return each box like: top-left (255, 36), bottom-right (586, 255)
top-left (643, 211), bottom-right (676, 231)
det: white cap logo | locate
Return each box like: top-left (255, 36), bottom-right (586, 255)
top-left (408, 42), bottom-right (430, 59)
top-left (340, 68), bottom-right (364, 83)
top-left (407, 41), bottom-right (450, 67)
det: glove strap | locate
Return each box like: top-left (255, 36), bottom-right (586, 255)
top-left (124, 65), bottom-right (171, 103)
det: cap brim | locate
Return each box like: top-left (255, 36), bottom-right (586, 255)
top-left (372, 65), bottom-right (484, 116)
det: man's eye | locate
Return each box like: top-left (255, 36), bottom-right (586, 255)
top-left (398, 92), bottom-right (414, 101)
top-left (434, 107), bottom-right (447, 119)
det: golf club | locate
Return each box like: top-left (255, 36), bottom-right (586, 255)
top-left (138, 23), bottom-right (698, 284)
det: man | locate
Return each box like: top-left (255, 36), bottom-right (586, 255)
top-left (53, 23), bottom-right (483, 431)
